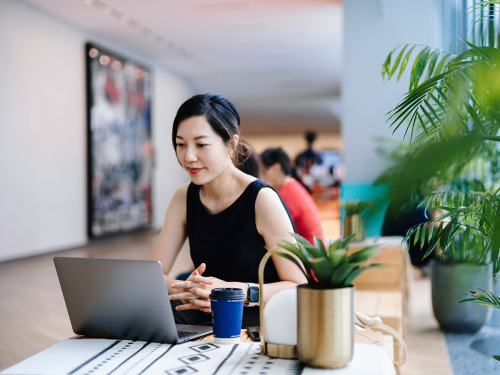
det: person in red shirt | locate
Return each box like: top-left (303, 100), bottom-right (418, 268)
top-left (260, 148), bottom-right (324, 244)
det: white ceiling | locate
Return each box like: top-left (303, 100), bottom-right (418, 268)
top-left (24, 0), bottom-right (342, 129)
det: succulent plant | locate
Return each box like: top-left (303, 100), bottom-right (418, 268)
top-left (342, 200), bottom-right (375, 216)
top-left (275, 233), bottom-right (386, 289)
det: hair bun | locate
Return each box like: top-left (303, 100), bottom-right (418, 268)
top-left (236, 141), bottom-right (252, 166)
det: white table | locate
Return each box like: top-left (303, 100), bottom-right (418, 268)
top-left (1, 331), bottom-right (395, 375)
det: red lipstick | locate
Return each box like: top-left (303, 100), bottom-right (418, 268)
top-left (188, 168), bottom-right (203, 175)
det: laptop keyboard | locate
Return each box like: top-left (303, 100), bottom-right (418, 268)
top-left (178, 331), bottom-right (202, 340)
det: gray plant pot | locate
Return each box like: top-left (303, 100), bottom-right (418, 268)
top-left (431, 261), bottom-right (492, 333)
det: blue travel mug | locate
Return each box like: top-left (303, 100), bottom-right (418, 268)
top-left (209, 288), bottom-right (245, 344)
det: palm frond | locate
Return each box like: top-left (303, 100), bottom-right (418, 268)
top-left (382, 40), bottom-right (500, 145)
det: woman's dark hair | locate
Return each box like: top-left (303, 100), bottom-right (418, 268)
top-left (260, 148), bottom-right (292, 176)
top-left (239, 146), bottom-right (260, 178)
top-left (261, 147), bottom-right (313, 194)
top-left (172, 93), bottom-right (249, 166)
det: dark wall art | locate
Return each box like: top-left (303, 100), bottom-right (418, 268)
top-left (86, 43), bottom-right (153, 238)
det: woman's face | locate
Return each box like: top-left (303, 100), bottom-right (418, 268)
top-left (175, 116), bottom-right (234, 185)
top-left (259, 162), bottom-right (283, 189)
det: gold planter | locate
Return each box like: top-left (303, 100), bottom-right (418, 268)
top-left (343, 214), bottom-right (364, 242)
top-left (297, 285), bottom-right (355, 369)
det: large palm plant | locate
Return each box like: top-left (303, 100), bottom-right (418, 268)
top-left (380, 1), bottom-right (500, 361)
top-left (381, 0), bottom-right (500, 274)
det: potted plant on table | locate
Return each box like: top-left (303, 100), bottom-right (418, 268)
top-left (275, 233), bottom-right (385, 369)
top-left (342, 200), bottom-right (374, 242)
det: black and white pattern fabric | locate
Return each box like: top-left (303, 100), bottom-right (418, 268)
top-left (0, 339), bottom-right (395, 375)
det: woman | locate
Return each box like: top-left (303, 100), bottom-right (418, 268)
top-left (150, 93), bottom-right (306, 327)
top-left (260, 148), bottom-right (324, 244)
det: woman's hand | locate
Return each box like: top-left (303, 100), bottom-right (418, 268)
top-left (170, 263), bottom-right (228, 313)
top-left (174, 265), bottom-right (205, 308)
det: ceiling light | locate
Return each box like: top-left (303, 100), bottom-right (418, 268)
top-left (111, 60), bottom-right (122, 71)
top-left (102, 6), bottom-right (113, 15)
top-left (84, 0), bottom-right (223, 77)
top-left (134, 69), bottom-right (144, 79)
top-left (99, 55), bottom-right (110, 65)
top-left (124, 65), bottom-right (134, 75)
top-left (88, 48), bottom-right (99, 58)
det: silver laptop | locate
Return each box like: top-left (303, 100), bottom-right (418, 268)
top-left (53, 257), bottom-right (213, 344)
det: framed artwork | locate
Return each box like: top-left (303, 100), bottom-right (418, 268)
top-left (86, 43), bottom-right (153, 238)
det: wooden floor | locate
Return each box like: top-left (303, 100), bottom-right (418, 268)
top-left (399, 275), bottom-right (453, 375)
top-left (0, 232), bottom-right (453, 374)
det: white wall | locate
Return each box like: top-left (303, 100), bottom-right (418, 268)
top-left (152, 71), bottom-right (192, 229)
top-left (0, 0), bottom-right (191, 262)
top-left (342, 0), bottom-right (436, 184)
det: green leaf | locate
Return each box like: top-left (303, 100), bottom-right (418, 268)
top-left (438, 217), bottom-right (456, 246)
top-left (389, 45), bottom-right (408, 79)
top-left (340, 233), bottom-right (357, 249)
top-left (456, 37), bottom-right (491, 58)
top-left (486, 290), bottom-right (500, 307)
top-left (290, 233), bottom-right (323, 258)
top-left (417, 111), bottom-right (429, 135)
top-left (329, 239), bottom-right (342, 252)
top-left (464, 226), bottom-right (471, 251)
top-left (419, 106), bottom-right (437, 132)
top-left (493, 355), bottom-right (500, 361)
top-left (476, 230), bottom-right (484, 254)
top-left (491, 205), bottom-right (500, 265)
top-left (420, 223), bottom-right (426, 249)
top-left (433, 53), bottom-right (451, 77)
top-left (348, 245), bottom-right (382, 263)
top-left (313, 235), bottom-right (327, 257)
top-left (453, 48), bottom-right (487, 62)
top-left (410, 47), bottom-right (430, 90)
top-left (425, 50), bottom-right (440, 81)
top-left (330, 264), bottom-right (355, 288)
top-left (308, 257), bottom-right (334, 288)
top-left (342, 267), bottom-right (364, 287)
top-left (291, 233), bottom-right (312, 248)
top-left (276, 239), bottom-right (309, 265)
top-left (329, 249), bottom-right (348, 268)
top-left (398, 45), bottom-right (417, 81)
top-left (422, 222), bottom-right (444, 259)
top-left (382, 52), bottom-right (392, 80)
top-left (414, 225), bottom-right (421, 246)
top-left (424, 99), bottom-right (443, 126)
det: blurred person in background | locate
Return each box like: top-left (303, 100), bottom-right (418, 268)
top-left (150, 93), bottom-right (306, 328)
top-left (239, 145), bottom-right (297, 233)
top-left (295, 130), bottom-right (323, 188)
top-left (260, 148), bottom-right (324, 244)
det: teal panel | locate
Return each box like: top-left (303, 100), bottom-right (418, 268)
top-left (340, 183), bottom-right (390, 238)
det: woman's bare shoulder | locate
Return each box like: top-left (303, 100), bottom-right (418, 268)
top-left (171, 182), bottom-right (191, 205)
top-left (255, 186), bottom-right (282, 210)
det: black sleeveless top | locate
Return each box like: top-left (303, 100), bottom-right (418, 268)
top-left (186, 179), bottom-right (281, 284)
